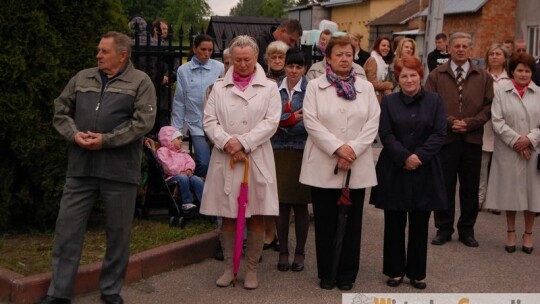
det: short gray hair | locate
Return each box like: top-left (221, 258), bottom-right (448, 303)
top-left (102, 31), bottom-right (132, 57)
top-left (265, 40), bottom-right (289, 59)
top-left (449, 32), bottom-right (472, 46)
top-left (229, 35), bottom-right (259, 57)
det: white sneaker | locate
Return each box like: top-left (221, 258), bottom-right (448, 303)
top-left (182, 203), bottom-right (197, 211)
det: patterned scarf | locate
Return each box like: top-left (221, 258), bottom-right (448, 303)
top-left (325, 64), bottom-right (357, 100)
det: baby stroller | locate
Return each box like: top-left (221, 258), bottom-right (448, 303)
top-left (139, 137), bottom-right (200, 228)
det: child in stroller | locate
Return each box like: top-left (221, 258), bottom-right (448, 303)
top-left (154, 126), bottom-right (204, 211)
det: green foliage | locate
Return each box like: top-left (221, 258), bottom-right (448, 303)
top-left (0, 0), bottom-right (127, 232)
top-left (163, 0), bottom-right (210, 35)
top-left (230, 0), bottom-right (294, 18)
top-left (122, 0), bottom-right (166, 22)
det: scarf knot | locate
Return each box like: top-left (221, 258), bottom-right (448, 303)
top-left (325, 64), bottom-right (357, 100)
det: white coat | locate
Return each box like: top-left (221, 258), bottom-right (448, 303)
top-left (485, 81), bottom-right (540, 212)
top-left (200, 63), bottom-right (281, 218)
top-left (482, 71), bottom-right (511, 152)
top-left (300, 73), bottom-right (380, 189)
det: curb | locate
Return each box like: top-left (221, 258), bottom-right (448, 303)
top-left (0, 230), bottom-right (219, 304)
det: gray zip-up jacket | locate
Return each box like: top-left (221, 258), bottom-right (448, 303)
top-left (53, 62), bottom-right (156, 184)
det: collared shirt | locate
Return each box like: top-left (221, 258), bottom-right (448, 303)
top-left (171, 58), bottom-right (224, 136)
top-left (450, 60), bottom-right (470, 80)
top-left (278, 76), bottom-right (303, 102)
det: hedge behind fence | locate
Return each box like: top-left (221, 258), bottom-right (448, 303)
top-left (0, 0), bottom-right (127, 232)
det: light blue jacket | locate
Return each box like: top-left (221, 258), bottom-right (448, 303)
top-left (171, 58), bottom-right (224, 136)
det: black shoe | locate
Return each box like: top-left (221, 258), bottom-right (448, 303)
top-left (277, 262), bottom-right (290, 271)
top-left (100, 294), bottom-right (124, 304)
top-left (431, 234), bottom-right (451, 245)
top-left (291, 262), bottom-right (304, 272)
top-left (522, 246), bottom-right (534, 254)
top-left (459, 235), bottom-right (479, 247)
top-left (411, 279), bottom-right (427, 289)
top-left (35, 296), bottom-right (71, 304)
top-left (263, 238), bottom-right (278, 250)
top-left (337, 281), bottom-right (353, 291)
top-left (522, 232), bottom-right (534, 254)
top-left (386, 276), bottom-right (403, 287)
top-left (319, 279), bottom-right (335, 290)
top-left (505, 245), bottom-right (516, 253)
top-left (214, 243), bottom-right (224, 261)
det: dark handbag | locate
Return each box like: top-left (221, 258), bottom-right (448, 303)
top-left (537, 154), bottom-right (540, 170)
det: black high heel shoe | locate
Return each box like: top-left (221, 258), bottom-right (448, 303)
top-left (505, 230), bottom-right (516, 253)
top-left (522, 231), bottom-right (534, 254)
top-left (277, 253), bottom-right (290, 271)
top-left (386, 276), bottom-right (403, 287)
top-left (291, 253), bottom-right (305, 272)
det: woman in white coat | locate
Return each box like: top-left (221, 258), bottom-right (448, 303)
top-left (300, 36), bottom-right (380, 290)
top-left (485, 53), bottom-right (540, 254)
top-left (201, 35), bottom-right (281, 289)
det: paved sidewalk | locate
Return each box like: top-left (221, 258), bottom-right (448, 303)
top-left (73, 203), bottom-right (540, 304)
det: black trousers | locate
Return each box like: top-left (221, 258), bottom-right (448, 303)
top-left (383, 210), bottom-right (431, 280)
top-left (434, 141), bottom-right (482, 237)
top-left (311, 186), bottom-right (365, 283)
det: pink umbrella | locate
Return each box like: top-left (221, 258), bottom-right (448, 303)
top-left (230, 158), bottom-right (250, 287)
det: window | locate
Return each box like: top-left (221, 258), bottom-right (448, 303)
top-left (527, 25), bottom-right (539, 58)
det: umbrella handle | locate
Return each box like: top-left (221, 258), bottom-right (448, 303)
top-left (230, 158), bottom-right (250, 184)
top-left (333, 165), bottom-right (352, 188)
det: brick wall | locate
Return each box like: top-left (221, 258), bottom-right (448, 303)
top-left (442, 0), bottom-right (517, 59)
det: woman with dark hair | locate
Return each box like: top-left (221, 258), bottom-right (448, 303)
top-left (372, 56), bottom-right (447, 290)
top-left (300, 36), bottom-right (380, 290)
top-left (271, 48), bottom-right (311, 273)
top-left (172, 34), bottom-right (224, 178)
top-left (364, 36), bottom-right (394, 102)
top-left (485, 53), bottom-right (540, 254)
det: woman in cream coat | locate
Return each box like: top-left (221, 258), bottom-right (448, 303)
top-left (300, 36), bottom-right (380, 290)
top-left (201, 35), bottom-right (281, 289)
top-left (485, 53), bottom-right (540, 254)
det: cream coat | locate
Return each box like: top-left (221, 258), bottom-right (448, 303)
top-left (485, 81), bottom-right (540, 212)
top-left (482, 71), bottom-right (511, 152)
top-left (200, 63), bottom-right (281, 218)
top-left (300, 74), bottom-right (380, 189)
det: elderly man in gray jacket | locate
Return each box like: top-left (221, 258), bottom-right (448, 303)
top-left (37, 31), bottom-right (156, 304)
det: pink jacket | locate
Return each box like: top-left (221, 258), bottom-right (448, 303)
top-left (156, 126), bottom-right (195, 176)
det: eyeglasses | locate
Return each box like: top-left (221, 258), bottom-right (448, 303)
top-left (516, 48), bottom-right (527, 53)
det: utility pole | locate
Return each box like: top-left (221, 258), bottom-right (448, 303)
top-left (422, 0), bottom-right (445, 80)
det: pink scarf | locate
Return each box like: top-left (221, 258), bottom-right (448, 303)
top-left (233, 70), bottom-right (255, 91)
top-left (512, 79), bottom-right (530, 98)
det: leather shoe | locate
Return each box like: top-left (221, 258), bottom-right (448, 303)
top-left (291, 262), bottom-right (304, 272)
top-left (319, 279), bottom-right (335, 290)
top-left (100, 294), bottom-right (123, 304)
top-left (411, 279), bottom-right (427, 289)
top-left (386, 276), bottom-right (403, 287)
top-left (337, 281), bottom-right (353, 291)
top-left (277, 262), bottom-right (290, 271)
top-left (522, 246), bottom-right (534, 254)
top-left (459, 235), bottom-right (479, 247)
top-left (35, 295), bottom-right (71, 304)
top-left (431, 234), bottom-right (451, 245)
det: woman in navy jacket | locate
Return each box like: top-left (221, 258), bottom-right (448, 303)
top-left (372, 56), bottom-right (447, 289)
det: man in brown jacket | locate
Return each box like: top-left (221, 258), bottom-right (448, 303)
top-left (425, 32), bottom-right (494, 248)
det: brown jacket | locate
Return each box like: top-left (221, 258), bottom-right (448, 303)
top-left (425, 60), bottom-right (494, 144)
top-left (364, 57), bottom-right (394, 102)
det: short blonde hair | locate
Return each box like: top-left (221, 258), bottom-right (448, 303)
top-left (229, 35), bottom-right (259, 57)
top-left (395, 37), bottom-right (418, 59)
top-left (265, 40), bottom-right (289, 60)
